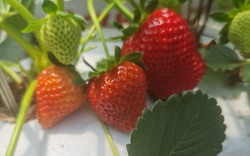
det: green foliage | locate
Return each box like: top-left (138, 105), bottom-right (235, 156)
top-left (88, 46), bottom-right (144, 79)
top-left (0, 35), bottom-right (28, 61)
top-left (22, 18), bottom-right (47, 33)
top-left (231, 0), bottom-right (245, 8)
top-left (202, 45), bottom-right (242, 71)
top-left (211, 0), bottom-right (250, 45)
top-left (219, 23), bottom-right (230, 44)
top-left (240, 64), bottom-right (250, 83)
top-left (0, 0), bottom-right (35, 31)
top-left (127, 90), bottom-right (226, 156)
top-left (42, 0), bottom-right (58, 14)
top-left (210, 12), bottom-right (232, 22)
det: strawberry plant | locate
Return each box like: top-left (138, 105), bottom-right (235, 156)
top-left (0, 0), bottom-right (231, 156)
top-left (204, 0), bottom-right (250, 85)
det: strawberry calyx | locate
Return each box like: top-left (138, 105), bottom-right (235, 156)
top-left (113, 0), bottom-right (188, 40)
top-left (87, 46), bottom-right (144, 79)
top-left (47, 52), bottom-right (85, 86)
top-left (22, 11), bottom-right (86, 34)
top-left (23, 0), bottom-right (86, 33)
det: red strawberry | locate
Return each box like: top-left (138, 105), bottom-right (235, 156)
top-left (36, 66), bottom-right (85, 128)
top-left (122, 8), bottom-right (205, 99)
top-left (87, 62), bottom-right (147, 131)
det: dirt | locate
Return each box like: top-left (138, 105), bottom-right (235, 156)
top-left (0, 76), bottom-right (36, 123)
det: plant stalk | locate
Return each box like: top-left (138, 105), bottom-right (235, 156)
top-left (113, 0), bottom-right (133, 20)
top-left (0, 21), bottom-right (40, 60)
top-left (3, 0), bottom-right (36, 22)
top-left (5, 80), bottom-right (37, 156)
top-left (57, 0), bottom-right (65, 11)
top-left (0, 61), bottom-right (22, 84)
top-left (98, 119), bottom-right (120, 156)
top-left (88, 0), bottom-right (111, 58)
top-left (79, 2), bottom-right (115, 54)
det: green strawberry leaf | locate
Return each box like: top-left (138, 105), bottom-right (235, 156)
top-left (144, 0), bottom-right (158, 13)
top-left (47, 52), bottom-right (65, 67)
top-left (246, 0), bottom-right (250, 4)
top-left (114, 46), bottom-right (121, 63)
top-left (72, 14), bottom-right (87, 30)
top-left (113, 21), bottom-right (124, 30)
top-left (210, 12), bottom-right (232, 22)
top-left (127, 90), bottom-right (226, 156)
top-left (231, 0), bottom-right (245, 8)
top-left (22, 18), bottom-right (47, 33)
top-left (3, 0), bottom-right (35, 31)
top-left (240, 63), bottom-right (250, 83)
top-left (202, 45), bottom-right (242, 71)
top-left (240, 3), bottom-right (250, 11)
top-left (96, 58), bottom-right (107, 71)
top-left (42, 0), bottom-right (58, 14)
top-left (121, 23), bottom-right (139, 38)
top-left (133, 9), bottom-right (142, 24)
top-left (88, 70), bottom-right (103, 79)
top-left (219, 23), bottom-right (230, 45)
top-left (120, 52), bottom-right (143, 64)
top-left (88, 47), bottom-right (144, 79)
top-left (105, 58), bottom-right (116, 71)
top-left (73, 71), bottom-right (85, 86)
top-left (139, 0), bottom-right (146, 12)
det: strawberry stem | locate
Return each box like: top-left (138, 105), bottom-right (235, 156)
top-left (98, 119), bottom-right (120, 156)
top-left (3, 0), bottom-right (41, 43)
top-left (0, 21), bottom-right (40, 61)
top-left (79, 2), bottom-right (115, 55)
top-left (87, 0), bottom-right (111, 59)
top-left (3, 0), bottom-right (36, 22)
top-left (5, 80), bottom-right (37, 156)
top-left (57, 0), bottom-right (65, 11)
top-left (0, 60), bottom-right (22, 84)
top-left (113, 0), bottom-right (133, 20)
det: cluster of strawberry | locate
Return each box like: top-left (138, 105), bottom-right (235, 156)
top-left (35, 8), bottom-right (205, 131)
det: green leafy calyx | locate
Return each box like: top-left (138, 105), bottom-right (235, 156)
top-left (88, 46), bottom-right (144, 79)
top-left (42, 0), bottom-right (58, 14)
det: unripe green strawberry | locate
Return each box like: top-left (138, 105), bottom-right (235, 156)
top-left (228, 11), bottom-right (250, 58)
top-left (39, 14), bottom-right (82, 65)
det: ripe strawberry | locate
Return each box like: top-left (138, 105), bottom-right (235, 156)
top-left (228, 11), bottom-right (250, 58)
top-left (87, 61), bottom-right (147, 131)
top-left (39, 14), bottom-right (82, 65)
top-left (36, 66), bottom-right (85, 128)
top-left (122, 8), bottom-right (205, 99)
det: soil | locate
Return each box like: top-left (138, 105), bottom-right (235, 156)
top-left (0, 76), bottom-right (36, 123)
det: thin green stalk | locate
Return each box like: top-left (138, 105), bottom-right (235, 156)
top-left (79, 2), bottom-right (114, 55)
top-left (88, 0), bottom-right (110, 58)
top-left (57, 0), bottom-right (65, 11)
top-left (0, 60), bottom-right (22, 70)
top-left (3, 0), bottom-right (36, 22)
top-left (0, 21), bottom-right (40, 60)
top-left (98, 119), bottom-right (120, 156)
top-left (113, 0), bottom-right (133, 20)
top-left (0, 61), bottom-right (22, 84)
top-left (6, 80), bottom-right (37, 156)
top-left (2, 0), bottom-right (41, 39)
